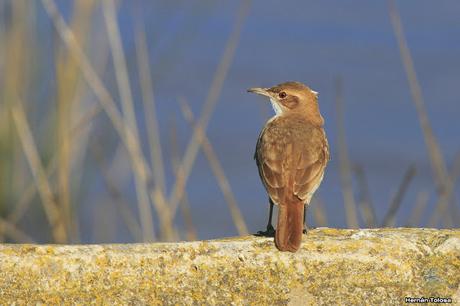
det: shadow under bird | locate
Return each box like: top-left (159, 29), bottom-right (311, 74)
top-left (248, 81), bottom-right (330, 252)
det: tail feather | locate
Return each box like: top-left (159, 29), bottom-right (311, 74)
top-left (275, 201), bottom-right (304, 252)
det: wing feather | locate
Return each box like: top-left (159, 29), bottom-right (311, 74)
top-left (255, 118), bottom-right (329, 205)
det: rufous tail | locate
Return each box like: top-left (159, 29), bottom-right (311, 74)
top-left (275, 200), bottom-right (304, 252)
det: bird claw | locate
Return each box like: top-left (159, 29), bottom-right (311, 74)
top-left (303, 226), bottom-right (317, 234)
top-left (255, 225), bottom-right (276, 237)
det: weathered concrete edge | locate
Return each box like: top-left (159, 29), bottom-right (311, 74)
top-left (0, 228), bottom-right (459, 305)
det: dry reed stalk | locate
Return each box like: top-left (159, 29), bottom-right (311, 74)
top-left (169, 118), bottom-right (197, 241)
top-left (381, 164), bottom-right (416, 227)
top-left (179, 97), bottom-right (249, 236)
top-left (6, 181), bottom-right (37, 224)
top-left (388, 0), bottom-right (457, 223)
top-left (2, 0), bottom-right (29, 226)
top-left (43, 0), bottom-right (164, 240)
top-left (0, 8), bottom-right (4, 87)
top-left (428, 153), bottom-right (460, 227)
top-left (135, 22), bottom-right (166, 200)
top-left (102, 0), bottom-right (155, 242)
top-left (6, 14), bottom-right (107, 227)
top-left (354, 165), bottom-right (377, 227)
top-left (66, 23), bottom-right (113, 235)
top-left (1, 1), bottom-right (102, 242)
top-left (42, 0), bottom-right (250, 241)
top-left (7, 103), bottom-right (102, 225)
top-left (91, 143), bottom-right (143, 242)
top-left (11, 99), bottom-right (67, 243)
top-left (70, 104), bottom-right (103, 136)
top-left (0, 10), bottom-right (11, 220)
top-left (177, 197), bottom-right (196, 241)
top-left (406, 190), bottom-right (429, 227)
top-left (40, 0), bottom-right (151, 177)
top-left (134, 21), bottom-right (177, 240)
top-left (0, 217), bottom-right (34, 243)
top-left (167, 0), bottom-right (252, 221)
top-left (335, 78), bottom-right (359, 228)
top-left (55, 0), bottom-right (96, 243)
top-left (311, 198), bottom-right (328, 227)
top-left (150, 188), bottom-right (179, 241)
top-left (56, 16), bottom-right (74, 244)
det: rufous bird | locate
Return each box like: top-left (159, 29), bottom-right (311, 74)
top-left (248, 81), bottom-right (329, 252)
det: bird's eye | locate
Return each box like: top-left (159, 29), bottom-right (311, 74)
top-left (279, 92), bottom-right (287, 99)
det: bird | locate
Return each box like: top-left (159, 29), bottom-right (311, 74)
top-left (248, 81), bottom-right (329, 252)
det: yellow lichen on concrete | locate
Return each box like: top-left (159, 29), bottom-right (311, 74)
top-left (0, 228), bottom-right (459, 305)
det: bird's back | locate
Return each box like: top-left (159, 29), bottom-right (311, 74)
top-left (255, 114), bottom-right (329, 205)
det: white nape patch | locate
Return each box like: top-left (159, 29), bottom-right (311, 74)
top-left (269, 98), bottom-right (283, 115)
top-left (311, 89), bottom-right (319, 97)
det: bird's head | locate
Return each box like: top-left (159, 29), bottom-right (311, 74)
top-left (247, 81), bottom-right (323, 125)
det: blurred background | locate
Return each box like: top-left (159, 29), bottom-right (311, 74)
top-left (0, 0), bottom-right (459, 244)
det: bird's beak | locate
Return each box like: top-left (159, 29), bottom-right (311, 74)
top-left (247, 87), bottom-right (271, 97)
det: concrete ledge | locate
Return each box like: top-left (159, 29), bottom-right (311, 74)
top-left (0, 228), bottom-right (459, 304)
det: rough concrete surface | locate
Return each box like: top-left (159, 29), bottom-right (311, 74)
top-left (0, 228), bottom-right (459, 305)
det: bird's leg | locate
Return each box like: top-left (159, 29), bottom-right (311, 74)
top-left (303, 205), bottom-right (308, 234)
top-left (266, 199), bottom-right (276, 234)
top-left (303, 205), bottom-right (317, 234)
top-left (256, 198), bottom-right (275, 237)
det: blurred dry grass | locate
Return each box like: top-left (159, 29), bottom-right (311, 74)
top-left (0, 0), bottom-right (252, 243)
top-left (0, 0), bottom-right (457, 243)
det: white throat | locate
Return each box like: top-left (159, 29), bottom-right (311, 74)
top-left (269, 98), bottom-right (283, 115)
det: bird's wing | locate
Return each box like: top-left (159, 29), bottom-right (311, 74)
top-left (292, 134), bottom-right (329, 202)
top-left (256, 126), bottom-right (328, 205)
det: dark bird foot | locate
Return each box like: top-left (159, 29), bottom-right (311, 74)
top-left (255, 225), bottom-right (276, 237)
top-left (303, 226), bottom-right (317, 234)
